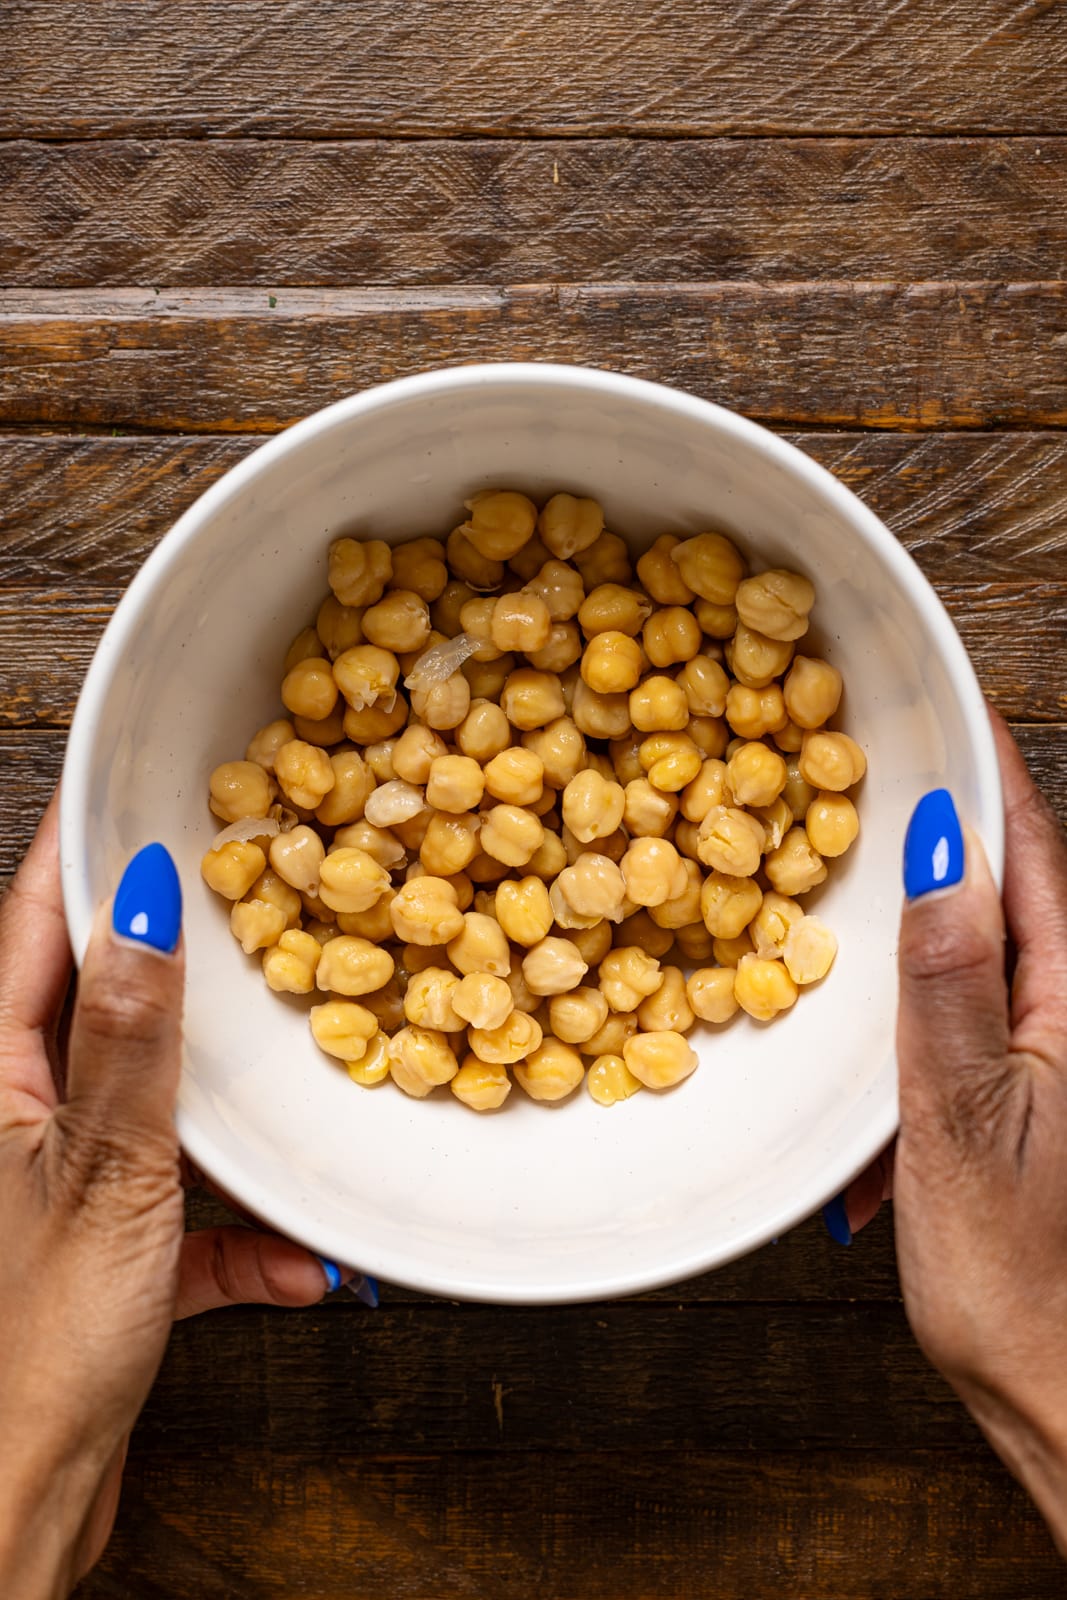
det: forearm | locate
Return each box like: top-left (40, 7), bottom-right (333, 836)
top-left (956, 1379), bottom-right (1067, 1558)
top-left (0, 1447), bottom-right (102, 1600)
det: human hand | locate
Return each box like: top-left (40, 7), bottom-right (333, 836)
top-left (847, 716), bottom-right (1067, 1547)
top-left (0, 797), bottom-right (353, 1598)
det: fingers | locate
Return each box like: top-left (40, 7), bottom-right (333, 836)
top-left (174, 1227), bottom-right (342, 1319)
top-left (897, 802), bottom-right (1017, 1151)
top-left (65, 845), bottom-right (184, 1147)
top-left (0, 792), bottom-right (72, 1109)
top-left (989, 711), bottom-right (1067, 1051)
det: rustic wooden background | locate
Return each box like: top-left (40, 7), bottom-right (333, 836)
top-left (3, 2), bottom-right (1067, 1594)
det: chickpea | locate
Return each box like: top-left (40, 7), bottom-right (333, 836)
top-left (267, 825), bottom-right (325, 896)
top-left (389, 1026), bottom-right (459, 1098)
top-left (699, 871), bottom-right (762, 940)
top-left (574, 531), bottom-right (632, 587)
top-left (674, 921), bottom-right (714, 962)
top-left (528, 620), bottom-right (583, 674)
top-left (485, 591), bottom-right (549, 655)
top-left (461, 656), bottom-right (513, 703)
top-left (560, 770), bottom-right (625, 844)
top-left (504, 960), bottom-right (541, 1016)
top-left (773, 718), bottom-right (806, 755)
top-left (749, 892), bottom-right (805, 960)
top-left (346, 1029), bottom-right (392, 1087)
top-left (499, 668), bottom-right (565, 731)
top-left (364, 778), bottom-right (426, 830)
top-left (315, 594), bottom-right (365, 661)
top-left (420, 811), bottom-right (481, 876)
top-left (615, 908), bottom-right (675, 959)
top-left (391, 875), bottom-right (465, 945)
top-left (431, 578), bottom-right (475, 636)
top-left (679, 758), bottom-right (729, 823)
top-left (451, 1055), bottom-right (512, 1111)
top-left (278, 658), bottom-right (336, 725)
top-left (565, 919), bottom-right (616, 967)
top-left (247, 868), bottom-right (302, 929)
top-left (339, 886), bottom-right (396, 943)
top-left (293, 705), bottom-right (347, 747)
top-left (733, 954), bottom-right (798, 1021)
top-left (781, 755), bottom-right (817, 823)
top-left (309, 999), bottom-right (379, 1062)
top-left (648, 857), bottom-right (703, 929)
top-left (398, 942), bottom-right (450, 977)
top-left (512, 1036), bottom-right (585, 1102)
top-left (799, 731), bottom-right (867, 792)
top-left (284, 625), bottom-right (323, 673)
top-left (622, 778), bottom-right (677, 838)
top-left (329, 537), bottom-right (392, 607)
top-left (201, 839), bottom-right (266, 901)
top-left (624, 1030), bottom-right (698, 1089)
top-left (583, 1009), bottom-right (638, 1059)
top-left (209, 759), bottom-right (273, 823)
top-left (388, 725), bottom-right (443, 786)
top-left (727, 625), bottom-right (794, 690)
top-left (694, 598), bottom-right (738, 638)
top-left (466, 849), bottom-right (511, 886)
top-left (360, 589), bottom-right (431, 655)
top-left (673, 819), bottom-right (702, 862)
top-left (587, 1053), bottom-right (643, 1106)
top-left (332, 643), bottom-right (398, 713)
top-left (666, 530), bottom-right (744, 603)
top-left (389, 537), bottom-right (449, 603)
top-left (446, 525), bottom-right (505, 591)
top-left (725, 742), bottom-right (788, 809)
top-left (446, 911), bottom-right (511, 978)
top-left (556, 854), bottom-right (627, 922)
top-left (230, 895), bottom-right (287, 954)
top-left (712, 930), bottom-right (754, 967)
top-left (688, 717), bottom-right (728, 763)
top-left (522, 937), bottom-right (589, 996)
top-left (537, 492), bottom-right (603, 559)
top-left (403, 966), bottom-right (464, 1031)
top-left (522, 718), bottom-right (586, 788)
top-left (421, 754), bottom-right (482, 814)
top-left (806, 791), bottom-right (859, 858)
top-left (636, 536), bottom-right (694, 605)
top-left (764, 827), bottom-right (828, 896)
top-left (410, 673), bottom-right (470, 731)
top-left (580, 631), bottom-right (644, 694)
top-left (316, 935), bottom-right (394, 996)
top-left (725, 682), bottom-right (788, 740)
top-left (636, 966), bottom-right (694, 1034)
top-left (477, 803), bottom-right (542, 867)
top-left (677, 654), bottom-right (730, 718)
top-left (605, 732), bottom-right (641, 785)
top-left (548, 985), bottom-right (610, 1046)
top-left (598, 946), bottom-right (663, 1012)
top-left (686, 967), bottom-right (739, 1024)
top-left (778, 657), bottom-right (841, 733)
top-left (643, 607), bottom-right (702, 668)
top-left (735, 569), bottom-right (814, 642)
top-left (363, 737), bottom-right (399, 784)
top-left (495, 877), bottom-right (554, 947)
top-left (629, 675), bottom-right (689, 733)
top-left (620, 837), bottom-right (686, 908)
top-left (638, 732), bottom-right (702, 793)
top-left (481, 747), bottom-right (542, 808)
top-left (452, 700), bottom-right (508, 764)
top-left (523, 559), bottom-right (585, 622)
top-left (571, 679), bottom-right (632, 741)
top-left (508, 531), bottom-right (552, 582)
top-left (577, 584), bottom-right (651, 639)
top-left (332, 818), bottom-right (405, 869)
top-left (527, 836), bottom-right (568, 893)
top-left (469, 1009), bottom-right (543, 1065)
top-left (453, 973), bottom-right (514, 1031)
top-left (462, 490), bottom-right (538, 561)
top-left (260, 929), bottom-right (322, 995)
top-left (244, 719), bottom-right (296, 773)
top-left (342, 695), bottom-right (409, 743)
top-left (782, 916), bottom-right (838, 986)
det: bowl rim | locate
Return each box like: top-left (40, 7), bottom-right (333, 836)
top-left (60, 362), bottom-right (1004, 1302)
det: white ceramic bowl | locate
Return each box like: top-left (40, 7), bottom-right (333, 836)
top-left (61, 365), bottom-right (1002, 1303)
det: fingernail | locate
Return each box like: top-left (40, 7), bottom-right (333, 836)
top-left (822, 1192), bottom-right (852, 1246)
top-left (112, 843), bottom-right (182, 954)
top-left (347, 1275), bottom-right (379, 1308)
top-left (316, 1257), bottom-right (348, 1294)
top-left (903, 788), bottom-right (964, 899)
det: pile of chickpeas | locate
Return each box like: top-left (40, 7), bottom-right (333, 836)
top-left (201, 490), bottom-right (864, 1111)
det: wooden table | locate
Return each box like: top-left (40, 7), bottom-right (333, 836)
top-left (4, 4), bottom-right (1067, 1594)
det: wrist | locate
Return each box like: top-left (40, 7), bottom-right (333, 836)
top-left (0, 1445), bottom-right (103, 1600)
top-left (959, 1379), bottom-right (1067, 1555)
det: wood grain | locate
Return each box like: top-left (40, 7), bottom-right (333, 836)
top-left (5, 725), bottom-right (1062, 891)
top-left (3, 284), bottom-right (1067, 433)
top-left (78, 1450), bottom-right (1058, 1600)
top-left (4, 137), bottom-right (1066, 286)
top-left (4, 1), bottom-right (1066, 138)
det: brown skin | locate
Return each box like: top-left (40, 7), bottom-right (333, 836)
top-left (0, 795), bottom-right (346, 1597)
top-left (847, 712), bottom-right (1067, 1551)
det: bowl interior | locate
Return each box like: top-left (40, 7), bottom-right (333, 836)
top-left (62, 367), bottom-right (1000, 1301)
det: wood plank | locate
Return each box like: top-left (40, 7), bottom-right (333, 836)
top-left (3, 284), bottom-right (1067, 433)
top-left (5, 432), bottom-right (1066, 587)
top-left (4, 723), bottom-right (1061, 893)
top-left (4, 1), bottom-right (1066, 138)
top-left (4, 137), bottom-right (1066, 287)
top-left (80, 1450), bottom-right (1059, 1600)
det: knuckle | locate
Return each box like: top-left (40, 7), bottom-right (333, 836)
top-left (77, 979), bottom-right (176, 1051)
top-left (899, 912), bottom-right (997, 991)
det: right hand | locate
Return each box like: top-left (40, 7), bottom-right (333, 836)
top-left (892, 714), bottom-right (1067, 1549)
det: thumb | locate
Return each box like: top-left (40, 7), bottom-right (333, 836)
top-left (175, 1227), bottom-right (351, 1318)
top-left (897, 790), bottom-right (1011, 1134)
top-left (66, 843), bottom-right (184, 1144)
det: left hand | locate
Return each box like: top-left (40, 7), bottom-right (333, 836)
top-left (0, 795), bottom-right (346, 1597)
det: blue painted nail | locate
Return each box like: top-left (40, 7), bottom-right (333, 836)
top-left (347, 1275), bottom-right (379, 1308)
top-left (316, 1257), bottom-right (343, 1294)
top-left (903, 789), bottom-right (964, 900)
top-left (112, 843), bottom-right (182, 954)
top-left (822, 1192), bottom-right (852, 1246)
